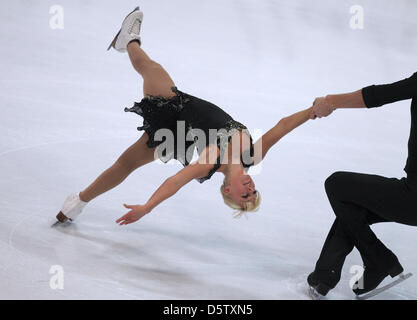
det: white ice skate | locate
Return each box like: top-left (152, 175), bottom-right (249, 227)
top-left (107, 7), bottom-right (143, 52)
top-left (55, 193), bottom-right (88, 223)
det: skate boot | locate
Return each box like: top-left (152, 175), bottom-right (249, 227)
top-left (307, 269), bottom-right (340, 298)
top-left (353, 241), bottom-right (403, 296)
top-left (56, 193), bottom-right (88, 223)
top-left (107, 7), bottom-right (143, 52)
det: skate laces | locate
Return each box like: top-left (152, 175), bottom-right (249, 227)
top-left (129, 18), bottom-right (142, 36)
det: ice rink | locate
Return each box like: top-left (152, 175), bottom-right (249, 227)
top-left (1, 0), bottom-right (417, 299)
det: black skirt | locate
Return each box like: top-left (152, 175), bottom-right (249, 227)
top-left (124, 87), bottom-right (254, 183)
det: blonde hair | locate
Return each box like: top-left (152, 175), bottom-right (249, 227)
top-left (220, 180), bottom-right (261, 219)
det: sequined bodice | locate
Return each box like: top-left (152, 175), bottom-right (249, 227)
top-left (124, 87), bottom-right (255, 183)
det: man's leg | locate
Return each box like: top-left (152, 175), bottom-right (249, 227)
top-left (404, 99), bottom-right (417, 177)
top-left (310, 195), bottom-right (386, 293)
top-left (308, 170), bottom-right (417, 294)
top-left (313, 218), bottom-right (354, 285)
top-left (325, 172), bottom-right (393, 261)
top-left (322, 171), bottom-right (417, 293)
top-left (325, 171), bottom-right (417, 241)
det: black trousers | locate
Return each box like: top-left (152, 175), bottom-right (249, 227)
top-left (315, 96), bottom-right (417, 286)
top-left (315, 172), bottom-right (417, 284)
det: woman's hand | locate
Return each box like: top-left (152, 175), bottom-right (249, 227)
top-left (309, 96), bottom-right (336, 119)
top-left (116, 203), bottom-right (150, 225)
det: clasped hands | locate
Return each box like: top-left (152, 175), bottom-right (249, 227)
top-left (309, 95), bottom-right (336, 120)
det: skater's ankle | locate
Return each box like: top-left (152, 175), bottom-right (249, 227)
top-left (78, 191), bottom-right (89, 203)
top-left (127, 39), bottom-right (141, 49)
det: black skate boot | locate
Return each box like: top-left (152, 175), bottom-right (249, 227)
top-left (307, 269), bottom-right (340, 297)
top-left (353, 240), bottom-right (404, 296)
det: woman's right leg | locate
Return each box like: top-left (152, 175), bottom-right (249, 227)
top-left (79, 133), bottom-right (156, 202)
top-left (127, 41), bottom-right (177, 98)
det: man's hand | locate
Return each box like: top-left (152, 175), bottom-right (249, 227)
top-left (116, 204), bottom-right (150, 225)
top-left (309, 96), bottom-right (336, 119)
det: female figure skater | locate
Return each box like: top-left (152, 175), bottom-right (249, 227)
top-left (308, 71), bottom-right (417, 297)
top-left (56, 7), bottom-right (313, 225)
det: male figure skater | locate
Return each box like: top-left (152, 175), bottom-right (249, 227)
top-left (308, 72), bottom-right (417, 297)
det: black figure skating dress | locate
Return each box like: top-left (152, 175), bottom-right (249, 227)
top-left (124, 87), bottom-right (255, 183)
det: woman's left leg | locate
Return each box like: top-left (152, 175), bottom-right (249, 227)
top-left (127, 41), bottom-right (177, 98)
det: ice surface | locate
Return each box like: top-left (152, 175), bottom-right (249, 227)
top-left (1, 0), bottom-right (417, 299)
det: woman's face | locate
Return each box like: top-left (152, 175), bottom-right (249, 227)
top-left (224, 172), bottom-right (257, 208)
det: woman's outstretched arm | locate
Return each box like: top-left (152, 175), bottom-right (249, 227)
top-left (116, 154), bottom-right (215, 225)
top-left (252, 107), bottom-right (313, 165)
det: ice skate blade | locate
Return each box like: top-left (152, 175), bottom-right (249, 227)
top-left (51, 219), bottom-right (73, 228)
top-left (107, 29), bottom-right (121, 51)
top-left (51, 221), bottom-right (60, 227)
top-left (51, 220), bottom-right (72, 228)
top-left (355, 272), bottom-right (413, 300)
top-left (308, 286), bottom-right (325, 300)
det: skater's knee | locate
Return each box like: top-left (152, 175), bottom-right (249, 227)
top-left (325, 171), bottom-right (349, 195)
top-left (115, 155), bottom-right (141, 173)
top-left (134, 59), bottom-right (162, 74)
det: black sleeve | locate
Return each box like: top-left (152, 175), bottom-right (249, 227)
top-left (361, 72), bottom-right (417, 108)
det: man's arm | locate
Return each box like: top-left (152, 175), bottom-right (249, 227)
top-left (361, 72), bottom-right (417, 108)
top-left (311, 72), bottom-right (417, 118)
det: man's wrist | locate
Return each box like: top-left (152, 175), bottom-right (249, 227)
top-left (325, 94), bottom-right (338, 110)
